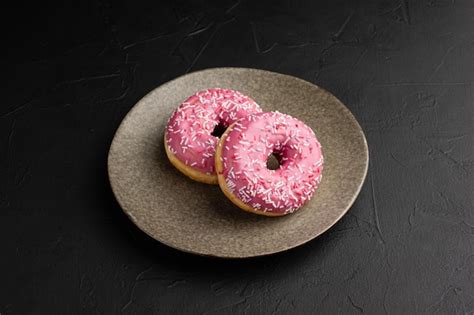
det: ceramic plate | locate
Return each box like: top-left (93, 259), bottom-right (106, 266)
top-left (108, 68), bottom-right (368, 258)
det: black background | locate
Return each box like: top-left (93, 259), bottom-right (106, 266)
top-left (2, 0), bottom-right (473, 314)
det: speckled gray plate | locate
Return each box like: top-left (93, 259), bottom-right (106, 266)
top-left (108, 68), bottom-right (368, 258)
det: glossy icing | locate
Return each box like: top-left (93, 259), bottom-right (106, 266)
top-left (165, 88), bottom-right (262, 174)
top-left (219, 112), bottom-right (323, 214)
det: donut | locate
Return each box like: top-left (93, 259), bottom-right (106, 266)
top-left (165, 88), bottom-right (262, 184)
top-left (215, 111), bottom-right (323, 216)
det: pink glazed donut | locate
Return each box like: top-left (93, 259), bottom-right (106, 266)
top-left (165, 88), bottom-right (262, 184)
top-left (215, 111), bottom-right (323, 216)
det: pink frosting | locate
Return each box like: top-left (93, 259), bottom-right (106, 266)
top-left (219, 112), bottom-right (323, 214)
top-left (165, 88), bottom-right (262, 174)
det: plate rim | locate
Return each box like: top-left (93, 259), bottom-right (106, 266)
top-left (108, 67), bottom-right (369, 258)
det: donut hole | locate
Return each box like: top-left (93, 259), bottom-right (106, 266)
top-left (211, 122), bottom-right (227, 138)
top-left (266, 152), bottom-right (281, 170)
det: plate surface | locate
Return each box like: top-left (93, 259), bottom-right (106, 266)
top-left (108, 68), bottom-right (368, 258)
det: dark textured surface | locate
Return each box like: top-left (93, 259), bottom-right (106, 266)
top-left (1, 0), bottom-right (473, 313)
